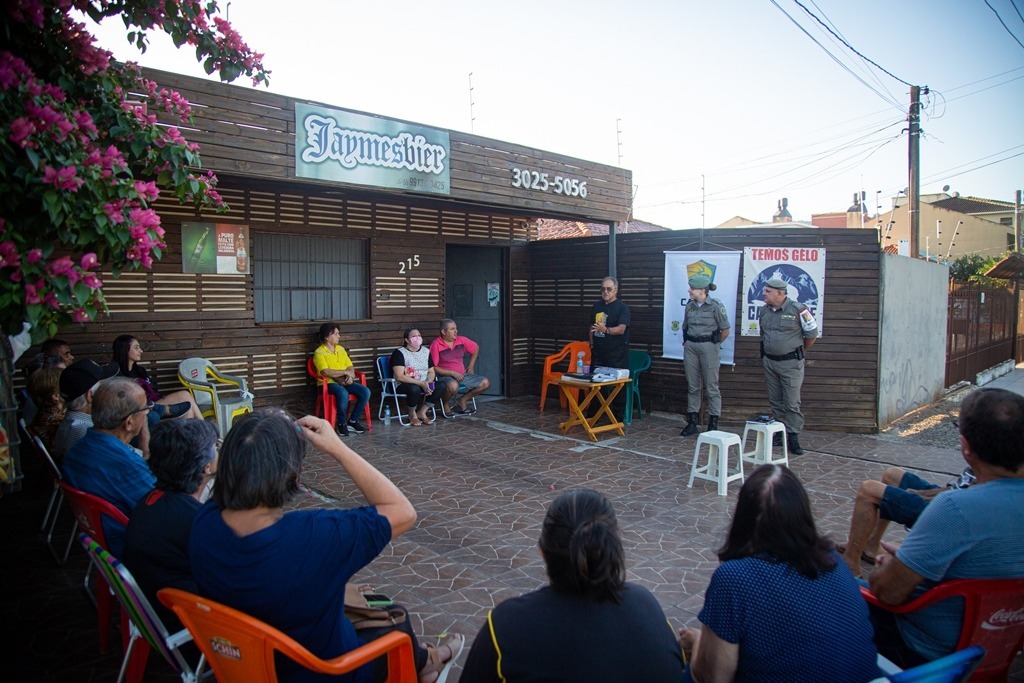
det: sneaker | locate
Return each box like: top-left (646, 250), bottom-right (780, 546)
top-left (337, 423), bottom-right (349, 436)
top-left (347, 420), bottom-right (366, 434)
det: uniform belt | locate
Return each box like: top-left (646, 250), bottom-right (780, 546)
top-left (764, 347), bottom-right (803, 362)
top-left (685, 334), bottom-right (715, 343)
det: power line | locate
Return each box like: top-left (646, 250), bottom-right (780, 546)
top-left (1011, 0), bottom-right (1024, 25)
top-left (944, 64), bottom-right (1024, 92)
top-left (791, 0), bottom-right (914, 87)
top-left (984, 0), bottom-right (1024, 50)
top-left (769, 0), bottom-right (904, 109)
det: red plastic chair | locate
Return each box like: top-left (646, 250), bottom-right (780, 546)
top-left (539, 341), bottom-right (590, 411)
top-left (159, 588), bottom-right (417, 683)
top-left (59, 481), bottom-right (131, 654)
top-left (307, 357), bottom-right (371, 430)
top-left (861, 578), bottom-right (1024, 681)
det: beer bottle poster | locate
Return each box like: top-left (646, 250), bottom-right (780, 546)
top-left (182, 223), bottom-right (250, 274)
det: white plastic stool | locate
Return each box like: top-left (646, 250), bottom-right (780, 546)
top-left (688, 430), bottom-right (744, 496)
top-left (741, 421), bottom-right (789, 468)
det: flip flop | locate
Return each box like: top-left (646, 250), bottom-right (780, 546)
top-left (453, 406), bottom-right (476, 416)
top-left (409, 417), bottom-right (423, 426)
top-left (420, 417), bottom-right (434, 425)
top-left (836, 544), bottom-right (876, 565)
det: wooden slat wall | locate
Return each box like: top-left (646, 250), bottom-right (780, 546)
top-left (142, 68), bottom-right (632, 223)
top-left (516, 228), bottom-right (882, 432)
top-left (48, 176), bottom-right (530, 415)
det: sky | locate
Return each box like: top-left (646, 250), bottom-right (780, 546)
top-left (85, 0), bottom-right (1024, 229)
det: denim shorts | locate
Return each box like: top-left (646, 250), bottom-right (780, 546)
top-left (877, 471), bottom-right (940, 527)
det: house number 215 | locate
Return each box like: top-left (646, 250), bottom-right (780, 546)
top-left (398, 255), bottom-right (421, 274)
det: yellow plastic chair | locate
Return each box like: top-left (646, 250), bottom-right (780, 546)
top-left (159, 588), bottom-right (418, 683)
top-left (177, 358), bottom-right (253, 436)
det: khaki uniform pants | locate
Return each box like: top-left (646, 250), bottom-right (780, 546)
top-left (762, 356), bottom-right (805, 433)
top-left (685, 341), bottom-right (722, 416)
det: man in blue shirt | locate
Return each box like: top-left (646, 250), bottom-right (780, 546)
top-left (62, 376), bottom-right (157, 557)
top-left (868, 388), bottom-right (1024, 667)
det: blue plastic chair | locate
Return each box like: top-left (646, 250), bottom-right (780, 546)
top-left (886, 645), bottom-right (985, 682)
top-left (623, 350), bottom-right (652, 425)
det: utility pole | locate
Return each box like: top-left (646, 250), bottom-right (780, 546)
top-left (1016, 189), bottom-right (1022, 253)
top-left (908, 85), bottom-right (923, 259)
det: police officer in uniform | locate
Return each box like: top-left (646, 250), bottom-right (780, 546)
top-left (680, 274), bottom-right (731, 437)
top-left (758, 277), bottom-right (818, 454)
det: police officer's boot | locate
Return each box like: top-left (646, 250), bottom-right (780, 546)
top-left (787, 432), bottom-right (804, 455)
top-left (773, 432), bottom-right (783, 447)
top-left (707, 415), bottom-right (719, 432)
top-left (680, 413), bottom-right (699, 437)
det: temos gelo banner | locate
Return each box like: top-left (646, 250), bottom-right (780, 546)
top-left (740, 247), bottom-right (825, 337)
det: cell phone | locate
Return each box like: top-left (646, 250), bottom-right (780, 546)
top-left (362, 593), bottom-right (393, 607)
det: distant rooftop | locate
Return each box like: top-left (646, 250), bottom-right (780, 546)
top-left (929, 195), bottom-right (1015, 215)
top-left (535, 218), bottom-right (671, 240)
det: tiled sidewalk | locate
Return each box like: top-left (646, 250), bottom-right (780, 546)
top-left (4, 396), bottom-right (1019, 681)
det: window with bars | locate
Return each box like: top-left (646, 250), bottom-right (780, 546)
top-left (253, 233), bottom-right (368, 322)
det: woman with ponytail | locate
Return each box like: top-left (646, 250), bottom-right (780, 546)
top-left (461, 488), bottom-right (684, 682)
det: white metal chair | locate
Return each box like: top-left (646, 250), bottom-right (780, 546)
top-left (79, 533), bottom-right (208, 683)
top-left (375, 355), bottom-right (435, 426)
top-left (177, 358), bottom-right (253, 436)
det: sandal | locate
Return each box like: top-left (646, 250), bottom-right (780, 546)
top-left (420, 634), bottom-right (464, 683)
top-left (420, 417), bottom-right (434, 425)
top-left (836, 544), bottom-right (876, 565)
top-left (409, 417), bottom-right (423, 426)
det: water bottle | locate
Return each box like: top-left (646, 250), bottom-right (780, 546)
top-left (384, 405), bottom-right (392, 426)
top-left (576, 352), bottom-right (585, 374)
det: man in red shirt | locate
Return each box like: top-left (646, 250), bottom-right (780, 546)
top-left (429, 318), bottom-right (490, 415)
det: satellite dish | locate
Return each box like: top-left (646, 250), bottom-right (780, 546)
top-left (942, 185), bottom-right (950, 192)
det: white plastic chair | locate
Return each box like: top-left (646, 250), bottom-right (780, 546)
top-left (177, 358), bottom-right (253, 436)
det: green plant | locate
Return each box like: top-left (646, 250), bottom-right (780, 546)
top-left (949, 252), bottom-right (1006, 285)
top-left (0, 0), bottom-right (269, 342)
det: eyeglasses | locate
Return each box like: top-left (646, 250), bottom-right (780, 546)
top-left (118, 401), bottom-right (154, 422)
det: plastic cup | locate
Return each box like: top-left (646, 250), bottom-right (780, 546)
top-left (582, 365), bottom-right (590, 373)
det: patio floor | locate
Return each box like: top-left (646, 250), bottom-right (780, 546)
top-left (3, 396), bottom-right (1021, 681)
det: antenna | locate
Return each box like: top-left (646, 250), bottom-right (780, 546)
top-left (944, 220), bottom-right (962, 261)
top-left (468, 72), bottom-right (475, 134)
top-left (616, 118), bottom-right (623, 167)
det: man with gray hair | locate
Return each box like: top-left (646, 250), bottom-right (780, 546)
top-left (52, 359), bottom-right (119, 460)
top-left (62, 377), bottom-right (157, 556)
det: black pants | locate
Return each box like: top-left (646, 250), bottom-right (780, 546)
top-left (356, 605), bottom-right (428, 681)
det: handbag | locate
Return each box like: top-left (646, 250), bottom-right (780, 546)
top-left (343, 583), bottom-right (407, 631)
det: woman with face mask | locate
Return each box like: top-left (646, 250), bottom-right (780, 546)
top-left (123, 418), bottom-right (219, 630)
top-left (389, 327), bottom-right (440, 425)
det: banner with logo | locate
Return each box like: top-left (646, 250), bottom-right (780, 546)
top-left (295, 103), bottom-right (451, 195)
top-left (740, 247), bottom-right (826, 336)
top-left (663, 251), bottom-right (741, 363)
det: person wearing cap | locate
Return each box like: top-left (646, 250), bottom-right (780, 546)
top-left (62, 377), bottom-right (157, 557)
top-left (758, 277), bottom-right (818, 455)
top-left (680, 274), bottom-right (731, 437)
top-left (52, 358), bottom-right (120, 460)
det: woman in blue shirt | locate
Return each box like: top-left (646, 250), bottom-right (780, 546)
top-left (680, 465), bottom-right (881, 683)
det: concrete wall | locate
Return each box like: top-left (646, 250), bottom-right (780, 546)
top-left (878, 253), bottom-right (949, 425)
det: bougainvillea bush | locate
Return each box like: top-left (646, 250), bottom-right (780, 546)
top-left (0, 0), bottom-right (269, 341)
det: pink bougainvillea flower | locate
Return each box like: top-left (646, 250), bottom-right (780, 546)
top-left (80, 252), bottom-right (98, 269)
top-left (82, 273), bottom-right (102, 289)
top-left (24, 281), bottom-right (42, 305)
top-left (0, 240), bottom-right (18, 267)
top-left (71, 308), bottom-right (91, 323)
top-left (133, 180), bottom-right (159, 202)
top-left (26, 248), bottom-right (43, 264)
top-left (42, 165), bottom-right (83, 192)
top-left (47, 255), bottom-right (74, 277)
